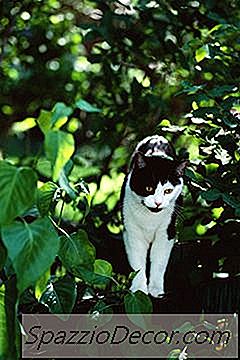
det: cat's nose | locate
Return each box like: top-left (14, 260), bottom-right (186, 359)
top-left (155, 201), bottom-right (162, 207)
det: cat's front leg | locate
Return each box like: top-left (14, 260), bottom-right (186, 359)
top-left (123, 228), bottom-right (149, 294)
top-left (148, 233), bottom-right (174, 298)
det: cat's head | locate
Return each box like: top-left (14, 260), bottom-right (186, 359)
top-left (129, 152), bottom-right (188, 213)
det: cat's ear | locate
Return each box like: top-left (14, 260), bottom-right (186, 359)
top-left (175, 160), bottom-right (188, 176)
top-left (134, 151), bottom-right (147, 169)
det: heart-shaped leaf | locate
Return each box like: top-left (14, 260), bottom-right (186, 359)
top-left (1, 217), bottom-right (59, 293)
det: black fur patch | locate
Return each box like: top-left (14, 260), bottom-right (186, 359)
top-left (130, 156), bottom-right (182, 196)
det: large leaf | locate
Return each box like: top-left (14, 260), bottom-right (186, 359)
top-left (124, 291), bottom-right (153, 314)
top-left (1, 217), bottom-right (59, 293)
top-left (76, 99), bottom-right (101, 113)
top-left (45, 130), bottom-right (75, 181)
top-left (58, 230), bottom-right (96, 278)
top-left (37, 181), bottom-right (59, 216)
top-left (40, 274), bottom-right (77, 313)
top-left (0, 161), bottom-right (37, 225)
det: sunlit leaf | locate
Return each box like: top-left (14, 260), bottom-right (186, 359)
top-left (51, 102), bottom-right (73, 129)
top-left (12, 118), bottom-right (36, 133)
top-left (45, 130), bottom-right (75, 181)
top-left (195, 44), bottom-right (210, 62)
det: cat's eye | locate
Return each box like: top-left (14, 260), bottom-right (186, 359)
top-left (164, 188), bottom-right (173, 194)
top-left (146, 186), bottom-right (153, 192)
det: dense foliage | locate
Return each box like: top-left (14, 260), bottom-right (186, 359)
top-left (0, 0), bottom-right (239, 358)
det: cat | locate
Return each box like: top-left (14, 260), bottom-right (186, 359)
top-left (122, 135), bottom-right (187, 298)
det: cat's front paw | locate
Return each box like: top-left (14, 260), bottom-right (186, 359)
top-left (130, 284), bottom-right (148, 294)
top-left (130, 275), bottom-right (148, 294)
top-left (148, 284), bottom-right (165, 298)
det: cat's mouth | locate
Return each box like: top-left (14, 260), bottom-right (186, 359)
top-left (141, 201), bottom-right (163, 213)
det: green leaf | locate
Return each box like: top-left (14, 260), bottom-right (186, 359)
top-left (51, 102), bottom-right (73, 129)
top-left (36, 109), bottom-right (52, 134)
top-left (201, 189), bottom-right (221, 201)
top-left (12, 117), bottom-right (36, 133)
top-left (90, 259), bottom-right (113, 286)
top-left (94, 259), bottom-right (112, 278)
top-left (0, 161), bottom-right (37, 225)
top-left (124, 291), bottom-right (153, 314)
top-left (37, 182), bottom-right (59, 216)
top-left (176, 81), bottom-right (206, 95)
top-left (58, 230), bottom-right (96, 278)
top-left (59, 162), bottom-right (77, 201)
top-left (208, 85), bottom-right (237, 98)
top-left (40, 274), bottom-right (77, 313)
top-left (195, 44), bottom-right (210, 62)
top-left (45, 130), bottom-right (75, 181)
top-left (1, 217), bottom-right (59, 293)
top-left (37, 103), bottom-right (73, 134)
top-left (76, 99), bottom-right (101, 113)
top-left (222, 193), bottom-right (239, 208)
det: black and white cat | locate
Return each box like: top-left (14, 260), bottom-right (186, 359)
top-left (122, 135), bottom-right (187, 298)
